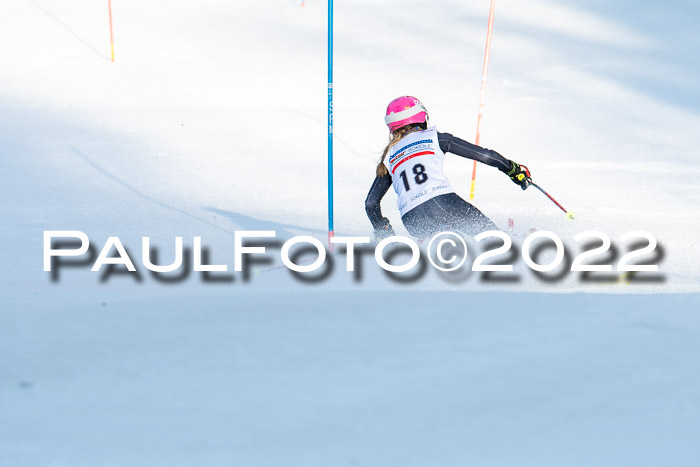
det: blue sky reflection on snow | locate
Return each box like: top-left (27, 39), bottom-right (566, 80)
top-left (493, 0), bottom-right (700, 114)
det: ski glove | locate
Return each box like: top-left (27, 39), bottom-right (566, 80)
top-left (504, 160), bottom-right (532, 190)
top-left (373, 217), bottom-right (396, 242)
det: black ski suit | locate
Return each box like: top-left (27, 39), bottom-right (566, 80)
top-left (365, 132), bottom-right (510, 237)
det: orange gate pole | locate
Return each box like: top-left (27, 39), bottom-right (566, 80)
top-left (108, 0), bottom-right (115, 62)
top-left (469, 0), bottom-right (496, 201)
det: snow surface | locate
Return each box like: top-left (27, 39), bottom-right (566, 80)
top-left (1, 0), bottom-right (700, 465)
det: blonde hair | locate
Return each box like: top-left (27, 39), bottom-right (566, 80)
top-left (376, 125), bottom-right (424, 177)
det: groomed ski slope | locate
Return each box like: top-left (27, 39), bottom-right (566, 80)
top-left (1, 0), bottom-right (699, 465)
top-left (3, 292), bottom-right (700, 466)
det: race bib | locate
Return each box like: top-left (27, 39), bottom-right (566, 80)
top-left (384, 127), bottom-right (454, 216)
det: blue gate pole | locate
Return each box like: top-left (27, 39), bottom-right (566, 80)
top-left (327, 0), bottom-right (334, 248)
top-left (327, 0), bottom-right (334, 249)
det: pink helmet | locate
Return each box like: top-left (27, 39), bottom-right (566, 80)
top-left (384, 96), bottom-right (429, 132)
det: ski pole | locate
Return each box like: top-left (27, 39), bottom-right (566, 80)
top-left (530, 182), bottom-right (575, 220)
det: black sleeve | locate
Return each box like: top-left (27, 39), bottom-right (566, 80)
top-left (364, 174), bottom-right (392, 230)
top-left (438, 132), bottom-right (511, 172)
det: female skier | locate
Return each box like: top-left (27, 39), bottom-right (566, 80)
top-left (365, 96), bottom-right (532, 239)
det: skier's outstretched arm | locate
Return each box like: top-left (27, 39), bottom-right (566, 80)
top-left (437, 132), bottom-right (532, 189)
top-left (437, 132), bottom-right (511, 170)
top-left (364, 174), bottom-right (395, 237)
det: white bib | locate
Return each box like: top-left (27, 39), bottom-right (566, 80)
top-left (383, 127), bottom-right (455, 216)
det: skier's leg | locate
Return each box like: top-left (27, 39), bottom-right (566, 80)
top-left (402, 194), bottom-right (498, 237)
top-left (401, 202), bottom-right (432, 237)
top-left (401, 198), bottom-right (450, 237)
top-left (432, 193), bottom-right (498, 236)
